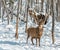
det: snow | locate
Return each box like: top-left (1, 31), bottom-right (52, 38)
top-left (0, 15), bottom-right (60, 50)
top-left (1, 0), bottom-right (60, 50)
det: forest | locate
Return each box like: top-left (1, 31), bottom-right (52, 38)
top-left (0, 0), bottom-right (60, 50)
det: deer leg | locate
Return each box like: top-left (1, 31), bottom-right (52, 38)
top-left (31, 37), bottom-right (34, 45)
top-left (36, 38), bottom-right (37, 46)
top-left (26, 35), bottom-right (29, 44)
top-left (39, 38), bottom-right (40, 46)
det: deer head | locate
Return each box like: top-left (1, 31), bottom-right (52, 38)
top-left (28, 8), bottom-right (49, 25)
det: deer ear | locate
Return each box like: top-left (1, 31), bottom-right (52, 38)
top-left (44, 14), bottom-right (49, 25)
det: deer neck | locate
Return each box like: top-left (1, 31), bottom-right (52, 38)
top-left (39, 25), bottom-right (43, 29)
top-left (39, 25), bottom-right (43, 32)
top-left (37, 25), bottom-right (43, 35)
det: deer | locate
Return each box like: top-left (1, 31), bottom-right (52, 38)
top-left (26, 14), bottom-right (46, 46)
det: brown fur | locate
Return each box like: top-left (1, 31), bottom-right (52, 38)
top-left (28, 9), bottom-right (49, 46)
top-left (26, 19), bottom-right (45, 46)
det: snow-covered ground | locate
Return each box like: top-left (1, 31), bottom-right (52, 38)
top-left (1, 0), bottom-right (60, 49)
top-left (0, 15), bottom-right (60, 50)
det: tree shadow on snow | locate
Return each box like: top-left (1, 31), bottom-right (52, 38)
top-left (0, 41), bottom-right (20, 45)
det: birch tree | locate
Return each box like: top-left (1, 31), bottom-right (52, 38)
top-left (9, 0), bottom-right (14, 21)
top-left (51, 0), bottom-right (55, 44)
top-left (0, 0), bottom-right (1, 18)
top-left (41, 0), bottom-right (44, 12)
top-left (56, 0), bottom-right (58, 21)
top-left (25, 0), bottom-right (29, 32)
top-left (1, 0), bottom-right (6, 22)
top-left (20, 0), bottom-right (22, 14)
top-left (15, 0), bottom-right (20, 39)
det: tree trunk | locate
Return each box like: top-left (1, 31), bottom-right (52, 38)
top-left (46, 0), bottom-right (49, 14)
top-left (41, 0), bottom-right (44, 12)
top-left (20, 0), bottom-right (22, 14)
top-left (51, 0), bottom-right (55, 44)
top-left (15, 0), bottom-right (20, 39)
top-left (56, 0), bottom-right (58, 21)
top-left (2, 0), bottom-right (5, 22)
top-left (0, 0), bottom-right (1, 18)
top-left (7, 15), bottom-right (9, 24)
top-left (25, 0), bottom-right (29, 32)
top-left (36, 0), bottom-right (38, 4)
top-left (30, 0), bottom-right (33, 8)
top-left (10, 0), bottom-right (14, 21)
